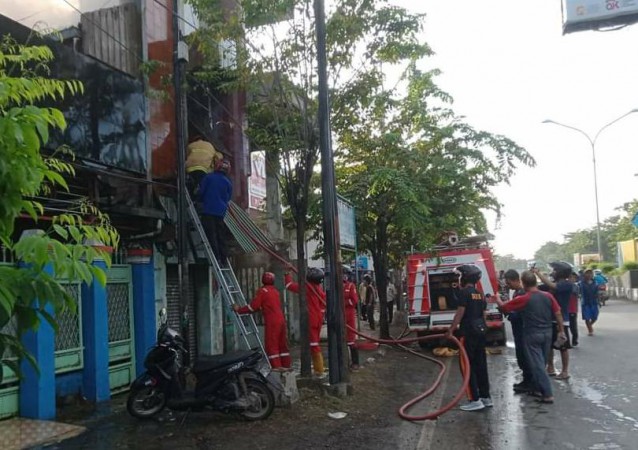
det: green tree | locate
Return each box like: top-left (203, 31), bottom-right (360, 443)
top-left (337, 65), bottom-right (534, 339)
top-left (187, 0), bottom-right (430, 374)
top-left (0, 40), bottom-right (119, 377)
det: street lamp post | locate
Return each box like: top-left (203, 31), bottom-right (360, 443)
top-left (542, 108), bottom-right (638, 262)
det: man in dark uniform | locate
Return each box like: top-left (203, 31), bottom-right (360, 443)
top-left (445, 264), bottom-right (491, 411)
top-left (199, 159), bottom-right (232, 265)
top-left (503, 270), bottom-right (532, 393)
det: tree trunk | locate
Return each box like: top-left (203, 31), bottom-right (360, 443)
top-left (295, 218), bottom-right (312, 377)
top-left (374, 219), bottom-right (390, 339)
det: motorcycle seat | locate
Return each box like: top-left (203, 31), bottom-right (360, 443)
top-left (192, 350), bottom-right (259, 373)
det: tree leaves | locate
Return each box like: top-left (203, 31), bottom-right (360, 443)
top-left (0, 40), bottom-right (120, 376)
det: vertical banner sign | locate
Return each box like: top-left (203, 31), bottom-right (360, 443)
top-left (337, 196), bottom-right (356, 249)
top-left (248, 152), bottom-right (266, 211)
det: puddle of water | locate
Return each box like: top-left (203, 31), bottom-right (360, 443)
top-left (569, 378), bottom-right (638, 428)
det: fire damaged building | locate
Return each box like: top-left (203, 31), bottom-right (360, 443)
top-left (0, 0), bottom-right (280, 421)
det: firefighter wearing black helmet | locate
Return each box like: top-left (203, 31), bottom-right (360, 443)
top-left (445, 264), bottom-right (492, 411)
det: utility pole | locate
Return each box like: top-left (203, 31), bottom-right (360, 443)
top-left (314, 0), bottom-right (349, 391)
top-left (173, 0), bottom-right (190, 364)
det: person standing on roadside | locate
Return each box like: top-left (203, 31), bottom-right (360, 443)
top-left (386, 276), bottom-right (397, 324)
top-left (285, 268), bottom-right (327, 377)
top-left (445, 264), bottom-right (492, 411)
top-left (360, 274), bottom-right (375, 330)
top-left (568, 271), bottom-right (580, 346)
top-left (497, 271), bottom-right (566, 404)
top-left (580, 269), bottom-right (600, 336)
top-left (502, 270), bottom-right (532, 393)
top-left (534, 262), bottom-right (572, 381)
top-left (342, 266), bottom-right (360, 370)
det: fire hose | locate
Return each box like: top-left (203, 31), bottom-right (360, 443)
top-left (227, 210), bottom-right (471, 421)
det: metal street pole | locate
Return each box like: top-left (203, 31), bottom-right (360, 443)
top-left (314, 0), bottom-right (349, 389)
top-left (542, 108), bottom-right (638, 262)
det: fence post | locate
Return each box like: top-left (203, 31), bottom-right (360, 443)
top-left (129, 248), bottom-right (156, 375)
top-left (81, 251), bottom-right (111, 402)
top-left (19, 255), bottom-right (56, 420)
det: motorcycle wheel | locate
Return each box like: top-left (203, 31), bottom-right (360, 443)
top-left (240, 378), bottom-right (275, 421)
top-left (127, 386), bottom-right (167, 419)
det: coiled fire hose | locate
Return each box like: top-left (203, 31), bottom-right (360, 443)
top-left (227, 210), bottom-right (471, 421)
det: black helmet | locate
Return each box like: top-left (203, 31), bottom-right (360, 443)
top-left (549, 261), bottom-right (572, 279)
top-left (306, 268), bottom-right (325, 284)
top-left (455, 264), bottom-right (482, 284)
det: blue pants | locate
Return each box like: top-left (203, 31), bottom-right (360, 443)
top-left (523, 330), bottom-right (553, 398)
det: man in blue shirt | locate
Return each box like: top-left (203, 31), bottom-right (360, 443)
top-left (580, 269), bottom-right (600, 335)
top-left (198, 159), bottom-right (232, 265)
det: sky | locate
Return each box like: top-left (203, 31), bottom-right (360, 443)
top-left (392, 0), bottom-right (638, 260)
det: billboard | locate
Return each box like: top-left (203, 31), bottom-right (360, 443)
top-left (248, 152), bottom-right (267, 211)
top-left (563, 0), bottom-right (638, 33)
top-left (337, 196), bottom-right (356, 249)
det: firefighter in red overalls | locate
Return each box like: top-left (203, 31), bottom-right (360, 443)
top-left (343, 266), bottom-right (360, 370)
top-left (234, 272), bottom-right (291, 370)
top-left (285, 268), bottom-right (326, 377)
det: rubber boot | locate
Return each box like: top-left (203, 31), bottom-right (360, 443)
top-left (312, 352), bottom-right (325, 376)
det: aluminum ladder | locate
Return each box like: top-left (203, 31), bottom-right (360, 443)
top-left (185, 192), bottom-right (269, 369)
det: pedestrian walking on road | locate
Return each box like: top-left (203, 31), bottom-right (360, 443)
top-left (285, 269), bottom-right (327, 377)
top-left (445, 264), bottom-right (492, 412)
top-left (580, 269), bottom-right (600, 336)
top-left (234, 272), bottom-right (290, 370)
top-left (502, 270), bottom-right (532, 393)
top-left (497, 271), bottom-right (566, 404)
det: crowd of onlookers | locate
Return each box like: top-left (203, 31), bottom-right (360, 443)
top-left (446, 263), bottom-right (608, 411)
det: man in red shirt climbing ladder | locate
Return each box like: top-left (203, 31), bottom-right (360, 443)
top-left (234, 272), bottom-right (291, 370)
top-left (285, 268), bottom-right (327, 377)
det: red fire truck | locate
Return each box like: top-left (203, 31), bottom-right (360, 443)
top-left (406, 241), bottom-right (506, 347)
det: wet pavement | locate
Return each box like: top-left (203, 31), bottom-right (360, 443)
top-left (35, 300), bottom-right (638, 449)
top-left (410, 298), bottom-right (638, 450)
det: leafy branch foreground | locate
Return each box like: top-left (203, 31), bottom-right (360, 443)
top-left (0, 38), bottom-right (119, 380)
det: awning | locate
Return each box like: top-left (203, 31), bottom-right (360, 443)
top-left (224, 201), bottom-right (275, 254)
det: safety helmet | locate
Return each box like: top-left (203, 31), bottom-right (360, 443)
top-left (593, 269), bottom-right (602, 275)
top-left (363, 273), bottom-right (371, 282)
top-left (549, 261), bottom-right (572, 279)
top-left (454, 264), bottom-right (482, 285)
top-left (262, 272), bottom-right (275, 285)
top-left (306, 268), bottom-right (325, 284)
top-left (342, 265), bottom-right (353, 281)
top-left (215, 159), bottom-right (231, 174)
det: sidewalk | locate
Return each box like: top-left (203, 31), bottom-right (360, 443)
top-left (38, 316), bottom-right (433, 450)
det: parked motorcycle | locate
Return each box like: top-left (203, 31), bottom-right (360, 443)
top-left (127, 309), bottom-right (274, 421)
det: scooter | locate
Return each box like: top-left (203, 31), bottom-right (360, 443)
top-left (598, 284), bottom-right (609, 307)
top-left (126, 309), bottom-right (274, 421)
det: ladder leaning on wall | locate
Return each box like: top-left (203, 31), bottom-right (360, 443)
top-left (185, 191), bottom-right (270, 371)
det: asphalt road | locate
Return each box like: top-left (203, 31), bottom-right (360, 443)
top-left (410, 298), bottom-right (638, 450)
top-left (40, 301), bottom-right (638, 450)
